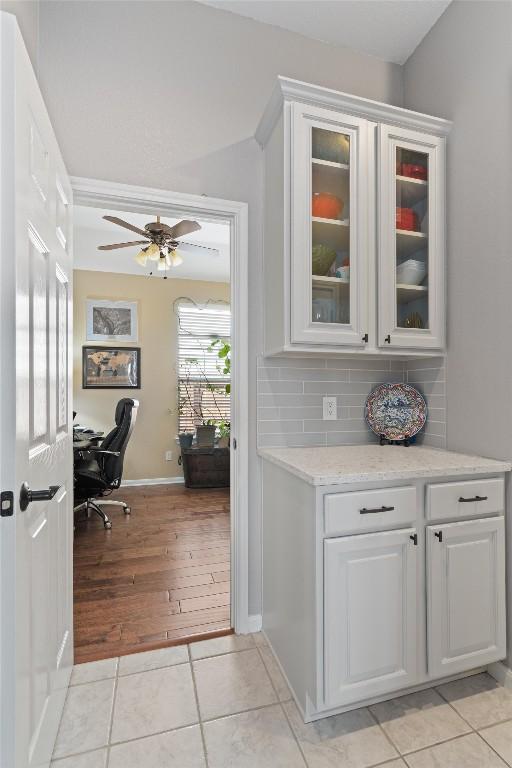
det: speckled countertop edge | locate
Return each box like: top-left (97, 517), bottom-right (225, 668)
top-left (258, 445), bottom-right (511, 487)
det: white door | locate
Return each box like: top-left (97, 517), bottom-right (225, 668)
top-left (427, 517), bottom-right (506, 678)
top-left (324, 528), bottom-right (418, 708)
top-left (378, 123), bottom-right (445, 349)
top-left (290, 102), bottom-right (369, 347)
top-left (0, 14), bottom-right (74, 768)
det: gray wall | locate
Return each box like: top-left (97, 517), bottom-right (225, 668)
top-left (404, 0), bottom-right (512, 462)
top-left (35, 0), bottom-right (403, 619)
top-left (404, 0), bottom-right (512, 660)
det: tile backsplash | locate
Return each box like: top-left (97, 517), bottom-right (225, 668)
top-left (257, 356), bottom-right (446, 449)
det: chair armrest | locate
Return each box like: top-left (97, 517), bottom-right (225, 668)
top-left (88, 448), bottom-right (121, 457)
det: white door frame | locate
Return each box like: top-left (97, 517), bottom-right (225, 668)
top-left (71, 176), bottom-right (251, 634)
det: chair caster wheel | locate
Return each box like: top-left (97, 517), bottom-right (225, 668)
top-left (124, 506), bottom-right (131, 515)
top-left (104, 521), bottom-right (112, 530)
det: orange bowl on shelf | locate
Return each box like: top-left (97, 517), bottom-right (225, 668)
top-left (396, 207), bottom-right (419, 232)
top-left (312, 193), bottom-right (344, 220)
top-left (401, 163), bottom-right (428, 181)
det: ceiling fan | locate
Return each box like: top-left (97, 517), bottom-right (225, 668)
top-left (97, 214), bottom-right (206, 274)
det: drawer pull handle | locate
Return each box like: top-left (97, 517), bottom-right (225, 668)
top-left (359, 505), bottom-right (395, 514)
top-left (458, 495), bottom-right (488, 503)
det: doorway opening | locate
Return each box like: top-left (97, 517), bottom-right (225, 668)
top-left (70, 180), bottom-right (248, 662)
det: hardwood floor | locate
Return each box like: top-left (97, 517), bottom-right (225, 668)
top-left (73, 484), bottom-right (231, 663)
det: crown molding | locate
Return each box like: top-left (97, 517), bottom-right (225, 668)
top-left (255, 76), bottom-right (452, 146)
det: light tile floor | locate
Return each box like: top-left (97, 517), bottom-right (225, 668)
top-left (52, 636), bottom-right (512, 768)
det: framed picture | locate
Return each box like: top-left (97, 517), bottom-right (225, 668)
top-left (82, 346), bottom-right (141, 389)
top-left (86, 299), bottom-right (138, 342)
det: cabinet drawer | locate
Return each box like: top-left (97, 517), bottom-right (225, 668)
top-left (324, 486), bottom-right (416, 536)
top-left (426, 478), bottom-right (504, 522)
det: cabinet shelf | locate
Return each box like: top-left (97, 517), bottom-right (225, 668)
top-left (396, 229), bottom-right (427, 258)
top-left (313, 275), bottom-right (350, 298)
top-left (396, 175), bottom-right (428, 206)
top-left (397, 283), bottom-right (428, 304)
top-left (312, 158), bottom-right (350, 171)
top-left (312, 217), bottom-right (349, 251)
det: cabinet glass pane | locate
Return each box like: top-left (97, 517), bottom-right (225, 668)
top-left (396, 147), bottom-right (429, 330)
top-left (311, 127), bottom-right (350, 325)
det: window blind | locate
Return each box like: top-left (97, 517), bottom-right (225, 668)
top-left (177, 304), bottom-right (231, 433)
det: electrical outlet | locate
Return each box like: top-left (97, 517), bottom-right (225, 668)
top-left (323, 396), bottom-right (337, 420)
top-left (165, 450), bottom-right (173, 461)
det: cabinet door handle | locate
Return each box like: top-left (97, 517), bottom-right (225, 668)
top-left (410, 533), bottom-right (418, 545)
top-left (362, 333), bottom-right (369, 343)
top-left (384, 334), bottom-right (391, 344)
top-left (458, 495), bottom-right (488, 503)
top-left (359, 505), bottom-right (395, 514)
top-left (434, 530), bottom-right (443, 543)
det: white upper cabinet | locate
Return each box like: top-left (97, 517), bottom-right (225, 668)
top-left (256, 77), bottom-right (451, 357)
top-left (378, 125), bottom-right (446, 349)
top-left (291, 103), bottom-right (369, 347)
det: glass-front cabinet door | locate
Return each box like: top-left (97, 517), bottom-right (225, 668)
top-left (378, 124), bottom-right (445, 349)
top-left (290, 102), bottom-right (368, 346)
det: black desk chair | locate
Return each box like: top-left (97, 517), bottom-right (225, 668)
top-left (74, 398), bottom-right (139, 529)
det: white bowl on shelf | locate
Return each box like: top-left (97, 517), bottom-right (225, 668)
top-left (396, 259), bottom-right (427, 286)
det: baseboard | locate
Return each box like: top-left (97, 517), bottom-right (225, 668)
top-left (123, 476), bottom-right (184, 487)
top-left (488, 661), bottom-right (512, 688)
top-left (246, 614), bottom-right (262, 633)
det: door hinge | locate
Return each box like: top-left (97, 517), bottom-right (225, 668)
top-left (410, 533), bottom-right (418, 546)
top-left (1, 491), bottom-right (14, 517)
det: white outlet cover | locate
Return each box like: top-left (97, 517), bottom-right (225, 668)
top-left (165, 450), bottom-right (173, 461)
top-left (323, 396), bottom-right (337, 420)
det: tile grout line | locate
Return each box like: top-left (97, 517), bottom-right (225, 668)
top-left (366, 705), bottom-right (403, 761)
top-left (105, 656), bottom-right (121, 768)
top-left (258, 643), bottom-right (309, 768)
top-left (188, 644), bottom-right (210, 768)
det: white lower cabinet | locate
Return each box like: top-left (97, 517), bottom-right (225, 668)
top-left (324, 528), bottom-right (418, 707)
top-left (427, 516), bottom-right (506, 678)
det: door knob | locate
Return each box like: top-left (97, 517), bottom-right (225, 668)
top-left (19, 482), bottom-right (60, 512)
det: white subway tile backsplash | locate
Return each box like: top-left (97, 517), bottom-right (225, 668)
top-left (258, 355), bottom-right (446, 450)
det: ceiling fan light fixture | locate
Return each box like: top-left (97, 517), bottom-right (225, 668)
top-left (156, 255), bottom-right (168, 272)
top-left (134, 248), bottom-right (149, 266)
top-left (146, 243), bottom-right (161, 261)
top-left (170, 250), bottom-right (183, 267)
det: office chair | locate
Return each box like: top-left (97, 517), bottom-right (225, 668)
top-left (74, 398), bottom-right (139, 529)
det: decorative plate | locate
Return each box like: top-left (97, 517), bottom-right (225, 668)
top-left (365, 383), bottom-right (427, 441)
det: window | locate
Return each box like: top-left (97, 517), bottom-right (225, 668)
top-left (177, 303), bottom-right (231, 434)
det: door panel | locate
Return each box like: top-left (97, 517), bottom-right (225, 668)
top-left (427, 517), bottom-right (506, 678)
top-left (378, 124), bottom-right (445, 349)
top-left (1, 14), bottom-right (73, 768)
top-left (324, 528), bottom-right (417, 707)
top-left (291, 102), bottom-right (369, 346)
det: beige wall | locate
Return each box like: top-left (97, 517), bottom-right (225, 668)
top-left (73, 270), bottom-right (230, 481)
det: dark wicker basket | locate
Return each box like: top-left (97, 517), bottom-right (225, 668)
top-left (181, 447), bottom-right (230, 488)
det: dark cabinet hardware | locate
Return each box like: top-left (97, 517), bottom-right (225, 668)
top-left (362, 333), bottom-right (369, 343)
top-left (19, 483), bottom-right (61, 512)
top-left (410, 533), bottom-right (418, 545)
top-left (434, 530), bottom-right (443, 543)
top-left (1, 491), bottom-right (14, 518)
top-left (458, 495), bottom-right (488, 503)
top-left (384, 334), bottom-right (391, 344)
top-left (359, 505), bottom-right (395, 514)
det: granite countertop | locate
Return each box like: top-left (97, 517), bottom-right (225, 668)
top-left (258, 444), bottom-right (511, 486)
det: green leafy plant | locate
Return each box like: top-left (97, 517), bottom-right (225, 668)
top-left (209, 339), bottom-right (231, 395)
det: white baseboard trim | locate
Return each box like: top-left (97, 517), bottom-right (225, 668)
top-left (246, 614), bottom-right (262, 633)
top-left (488, 661), bottom-right (512, 688)
top-left (123, 476), bottom-right (184, 487)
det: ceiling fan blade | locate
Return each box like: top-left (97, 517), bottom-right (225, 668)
top-left (165, 220), bottom-right (202, 240)
top-left (98, 240), bottom-right (149, 250)
top-left (103, 215), bottom-right (149, 238)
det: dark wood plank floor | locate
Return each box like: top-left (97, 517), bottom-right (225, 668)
top-left (73, 484), bottom-right (231, 663)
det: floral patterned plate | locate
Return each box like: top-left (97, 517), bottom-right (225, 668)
top-left (365, 383), bottom-right (427, 441)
